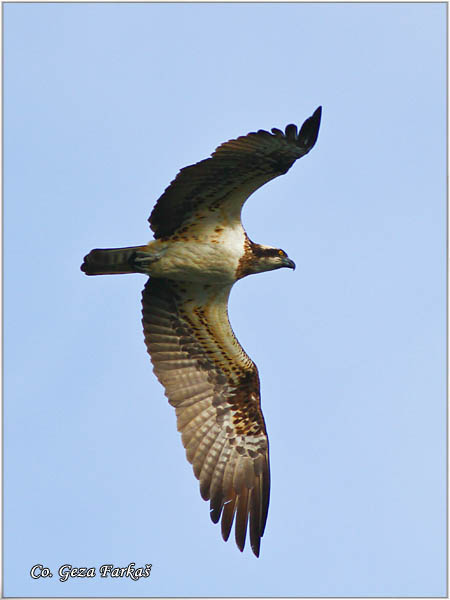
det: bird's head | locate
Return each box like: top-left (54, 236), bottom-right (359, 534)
top-left (237, 241), bottom-right (296, 278)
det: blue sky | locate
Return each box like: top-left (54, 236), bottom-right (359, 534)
top-left (4, 2), bottom-right (446, 597)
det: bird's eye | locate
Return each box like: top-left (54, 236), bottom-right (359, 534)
top-left (278, 249), bottom-right (285, 257)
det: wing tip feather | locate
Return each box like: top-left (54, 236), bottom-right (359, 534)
top-left (296, 105), bottom-right (322, 151)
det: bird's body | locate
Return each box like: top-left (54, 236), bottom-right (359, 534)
top-left (147, 224), bottom-right (247, 283)
top-left (81, 107), bottom-right (322, 556)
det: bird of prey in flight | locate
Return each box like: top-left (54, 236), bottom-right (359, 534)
top-left (81, 106), bottom-right (322, 556)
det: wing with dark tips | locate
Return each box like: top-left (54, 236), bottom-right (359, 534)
top-left (149, 107), bottom-right (322, 239)
top-left (141, 278), bottom-right (270, 556)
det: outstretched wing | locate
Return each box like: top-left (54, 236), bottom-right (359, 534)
top-left (141, 278), bottom-right (270, 556)
top-left (149, 106), bottom-right (322, 239)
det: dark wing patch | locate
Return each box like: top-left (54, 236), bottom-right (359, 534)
top-left (142, 278), bottom-right (270, 556)
top-left (149, 107), bottom-right (322, 239)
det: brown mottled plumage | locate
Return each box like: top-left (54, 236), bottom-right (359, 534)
top-left (81, 107), bottom-right (322, 556)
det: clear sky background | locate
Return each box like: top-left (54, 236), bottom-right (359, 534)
top-left (4, 2), bottom-right (446, 597)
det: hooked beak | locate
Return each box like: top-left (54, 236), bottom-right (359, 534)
top-left (283, 257), bottom-right (296, 270)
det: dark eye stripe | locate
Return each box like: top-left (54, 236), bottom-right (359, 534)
top-left (249, 241), bottom-right (288, 259)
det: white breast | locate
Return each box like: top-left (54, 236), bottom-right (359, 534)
top-left (148, 223), bottom-right (246, 284)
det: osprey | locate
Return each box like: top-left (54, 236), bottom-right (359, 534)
top-left (81, 107), bottom-right (322, 556)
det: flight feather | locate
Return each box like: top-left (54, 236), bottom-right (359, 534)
top-left (141, 278), bottom-right (270, 556)
top-left (149, 107), bottom-right (321, 239)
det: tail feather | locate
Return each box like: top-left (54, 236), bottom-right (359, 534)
top-left (81, 245), bottom-right (147, 276)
